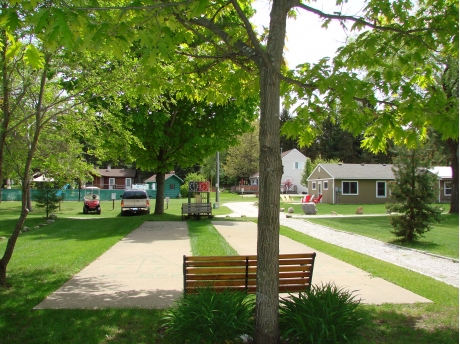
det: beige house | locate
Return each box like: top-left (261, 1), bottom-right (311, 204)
top-left (307, 163), bottom-right (395, 204)
top-left (430, 166), bottom-right (453, 203)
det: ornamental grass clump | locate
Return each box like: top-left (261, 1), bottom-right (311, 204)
top-left (279, 282), bottom-right (369, 343)
top-left (162, 287), bottom-right (255, 343)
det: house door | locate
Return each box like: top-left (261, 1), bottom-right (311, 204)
top-left (318, 182), bottom-right (322, 195)
top-left (109, 178), bottom-right (115, 189)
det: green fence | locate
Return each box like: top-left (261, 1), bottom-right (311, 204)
top-left (1, 189), bottom-right (157, 202)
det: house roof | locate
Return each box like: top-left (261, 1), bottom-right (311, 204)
top-left (250, 149), bottom-right (306, 179)
top-left (97, 168), bottom-right (136, 178)
top-left (281, 148), bottom-right (306, 159)
top-left (145, 173), bottom-right (184, 183)
top-left (249, 172), bottom-right (259, 179)
top-left (429, 166), bottom-right (452, 179)
top-left (314, 163), bottom-right (395, 180)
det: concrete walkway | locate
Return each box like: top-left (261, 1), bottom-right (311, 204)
top-left (35, 219), bottom-right (431, 310)
top-left (35, 221), bottom-right (190, 309)
top-left (213, 221), bottom-right (431, 305)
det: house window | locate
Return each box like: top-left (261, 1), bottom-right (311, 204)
top-left (444, 182), bottom-right (452, 196)
top-left (151, 183), bottom-right (156, 190)
top-left (170, 184), bottom-right (175, 190)
top-left (342, 181), bottom-right (358, 195)
top-left (376, 181), bottom-right (386, 198)
top-left (294, 162), bottom-right (304, 169)
top-left (312, 182), bottom-right (316, 190)
top-left (323, 181), bottom-right (329, 190)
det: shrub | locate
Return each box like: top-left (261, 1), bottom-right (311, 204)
top-left (162, 288), bottom-right (255, 343)
top-left (179, 172), bottom-right (207, 198)
top-left (279, 282), bottom-right (369, 343)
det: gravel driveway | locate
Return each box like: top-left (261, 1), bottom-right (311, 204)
top-left (221, 202), bottom-right (459, 287)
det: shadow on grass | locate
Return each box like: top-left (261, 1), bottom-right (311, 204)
top-left (359, 307), bottom-right (459, 344)
top-left (3, 214), bottom-right (184, 244)
top-left (388, 239), bottom-right (441, 252)
top-left (0, 268), bottom-right (168, 344)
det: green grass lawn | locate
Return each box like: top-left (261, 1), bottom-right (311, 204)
top-left (0, 198), bottom-right (458, 343)
top-left (304, 214), bottom-right (459, 259)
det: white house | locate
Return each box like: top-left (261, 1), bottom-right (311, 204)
top-left (249, 148), bottom-right (308, 194)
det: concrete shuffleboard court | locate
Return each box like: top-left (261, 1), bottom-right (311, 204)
top-left (212, 221), bottom-right (431, 305)
top-left (35, 221), bottom-right (191, 310)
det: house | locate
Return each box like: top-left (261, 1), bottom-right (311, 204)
top-left (145, 172), bottom-right (184, 198)
top-left (247, 148), bottom-right (308, 194)
top-left (429, 166), bottom-right (453, 203)
top-left (307, 163), bottom-right (395, 204)
top-left (91, 166), bottom-right (137, 190)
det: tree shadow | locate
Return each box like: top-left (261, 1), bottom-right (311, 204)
top-left (358, 307), bottom-right (459, 344)
top-left (388, 238), bottom-right (441, 252)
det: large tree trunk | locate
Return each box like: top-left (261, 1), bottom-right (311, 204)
top-left (154, 172), bottom-right (165, 214)
top-left (254, 1), bottom-right (287, 343)
top-left (447, 138), bottom-right (458, 214)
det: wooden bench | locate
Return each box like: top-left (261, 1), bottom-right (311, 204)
top-left (181, 203), bottom-right (213, 220)
top-left (183, 253), bottom-right (316, 294)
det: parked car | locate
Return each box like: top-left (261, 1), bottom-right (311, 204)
top-left (120, 190), bottom-right (150, 216)
top-left (83, 187), bottom-right (101, 215)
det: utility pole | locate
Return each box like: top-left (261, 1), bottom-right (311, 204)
top-left (215, 151), bottom-right (220, 208)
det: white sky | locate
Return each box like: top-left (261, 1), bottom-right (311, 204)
top-left (251, 0), bottom-right (366, 68)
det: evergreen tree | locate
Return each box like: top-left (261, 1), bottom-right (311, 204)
top-left (34, 187), bottom-right (61, 218)
top-left (386, 146), bottom-right (443, 242)
top-left (280, 108), bottom-right (298, 152)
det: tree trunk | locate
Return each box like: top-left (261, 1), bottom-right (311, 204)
top-left (254, 1), bottom-right (287, 343)
top-left (155, 172), bottom-right (165, 214)
top-left (447, 138), bottom-right (458, 213)
top-left (0, 189), bottom-right (29, 287)
top-left (0, 17), bottom-right (11, 205)
top-left (0, 54), bottom-right (48, 287)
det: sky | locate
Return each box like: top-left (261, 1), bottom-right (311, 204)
top-left (251, 0), bottom-right (366, 68)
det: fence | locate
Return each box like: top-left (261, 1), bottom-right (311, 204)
top-left (0, 189), bottom-right (156, 202)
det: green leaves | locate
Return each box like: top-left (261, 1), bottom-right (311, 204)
top-left (24, 45), bottom-right (44, 69)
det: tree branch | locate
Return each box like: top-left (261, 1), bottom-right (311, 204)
top-left (294, 2), bottom-right (444, 35)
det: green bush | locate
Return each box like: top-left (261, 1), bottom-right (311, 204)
top-left (162, 288), bottom-right (255, 343)
top-left (279, 282), bottom-right (369, 343)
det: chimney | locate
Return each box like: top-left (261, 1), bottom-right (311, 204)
top-left (170, 171), bottom-right (175, 174)
top-left (107, 164), bottom-right (111, 170)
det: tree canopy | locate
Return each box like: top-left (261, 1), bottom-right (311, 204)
top-left (124, 94), bottom-right (258, 213)
top-left (1, 1), bottom-right (457, 341)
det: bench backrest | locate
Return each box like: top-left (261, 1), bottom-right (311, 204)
top-left (183, 253), bottom-right (316, 294)
top-left (182, 203), bottom-right (212, 210)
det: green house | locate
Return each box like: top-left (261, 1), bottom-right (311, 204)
top-left (145, 172), bottom-right (184, 199)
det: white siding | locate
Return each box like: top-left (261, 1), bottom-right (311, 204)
top-left (281, 149), bottom-right (308, 193)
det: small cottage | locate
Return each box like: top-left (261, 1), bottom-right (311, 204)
top-left (307, 163), bottom-right (395, 204)
top-left (145, 172), bottom-right (184, 198)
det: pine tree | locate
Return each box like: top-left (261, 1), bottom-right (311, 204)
top-left (35, 187), bottom-right (61, 218)
top-left (386, 146), bottom-right (443, 242)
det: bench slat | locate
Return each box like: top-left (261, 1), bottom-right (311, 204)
top-left (183, 253), bottom-right (316, 295)
top-left (181, 203), bottom-right (213, 220)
